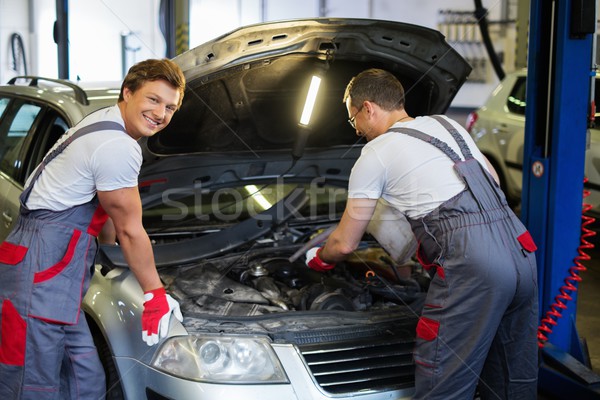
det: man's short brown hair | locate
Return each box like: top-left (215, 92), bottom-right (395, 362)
top-left (343, 68), bottom-right (405, 111)
top-left (119, 58), bottom-right (186, 109)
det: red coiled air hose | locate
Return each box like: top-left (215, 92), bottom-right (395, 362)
top-left (537, 178), bottom-right (596, 348)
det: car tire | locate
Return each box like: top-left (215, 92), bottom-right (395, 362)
top-left (87, 316), bottom-right (126, 400)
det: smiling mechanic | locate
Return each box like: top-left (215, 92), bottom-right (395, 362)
top-left (305, 69), bottom-right (539, 399)
top-left (0, 58), bottom-right (185, 399)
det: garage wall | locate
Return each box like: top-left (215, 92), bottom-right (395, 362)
top-left (0, 0), bottom-right (165, 84)
top-left (188, 0), bottom-right (507, 107)
top-left (0, 0), bottom-right (30, 84)
top-left (188, 0), bottom-right (503, 44)
top-left (1, 0), bottom-right (506, 80)
top-left (67, 0), bottom-right (165, 81)
top-left (0, 0), bottom-right (590, 108)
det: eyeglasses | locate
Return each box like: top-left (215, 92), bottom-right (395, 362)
top-left (348, 106), bottom-right (363, 129)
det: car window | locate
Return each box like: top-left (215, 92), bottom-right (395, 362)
top-left (507, 77), bottom-right (527, 115)
top-left (0, 98), bottom-right (10, 119)
top-left (20, 115), bottom-right (69, 183)
top-left (506, 76), bottom-right (599, 124)
top-left (0, 102), bottom-right (42, 180)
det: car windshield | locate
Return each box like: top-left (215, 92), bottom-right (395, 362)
top-left (509, 75), bottom-right (600, 127)
top-left (142, 181), bottom-right (348, 231)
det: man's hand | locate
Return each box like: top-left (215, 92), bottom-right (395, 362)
top-left (305, 247), bottom-right (336, 272)
top-left (142, 287), bottom-right (183, 346)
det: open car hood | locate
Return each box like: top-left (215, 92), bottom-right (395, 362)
top-left (100, 18), bottom-right (471, 268)
top-left (147, 18), bottom-right (471, 155)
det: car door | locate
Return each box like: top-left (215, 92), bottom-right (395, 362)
top-left (497, 76), bottom-right (527, 195)
top-left (0, 97), bottom-right (70, 241)
top-left (0, 96), bottom-right (11, 232)
top-left (583, 78), bottom-right (600, 212)
top-left (0, 97), bottom-right (45, 240)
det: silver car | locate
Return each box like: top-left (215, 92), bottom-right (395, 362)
top-left (0, 18), bottom-right (471, 400)
top-left (466, 69), bottom-right (600, 212)
top-left (0, 77), bottom-right (119, 240)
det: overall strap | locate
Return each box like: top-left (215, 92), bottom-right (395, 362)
top-left (21, 121), bottom-right (125, 205)
top-left (388, 115), bottom-right (473, 163)
top-left (388, 127), bottom-right (463, 163)
top-left (429, 115), bottom-right (473, 159)
top-left (394, 116), bottom-right (509, 220)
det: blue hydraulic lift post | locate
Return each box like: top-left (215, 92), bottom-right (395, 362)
top-left (521, 0), bottom-right (600, 396)
top-left (522, 0), bottom-right (593, 355)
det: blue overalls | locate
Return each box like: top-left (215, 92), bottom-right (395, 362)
top-left (0, 121), bottom-right (124, 399)
top-left (392, 116), bottom-right (539, 400)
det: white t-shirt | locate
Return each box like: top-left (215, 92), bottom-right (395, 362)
top-left (348, 115), bottom-right (491, 219)
top-left (25, 105), bottom-right (142, 211)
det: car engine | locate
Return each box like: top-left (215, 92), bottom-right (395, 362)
top-left (165, 245), bottom-right (428, 318)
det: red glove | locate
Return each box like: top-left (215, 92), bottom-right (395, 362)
top-left (305, 247), bottom-right (336, 272)
top-left (142, 287), bottom-right (183, 346)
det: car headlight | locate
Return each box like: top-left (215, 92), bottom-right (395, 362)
top-left (151, 335), bottom-right (289, 383)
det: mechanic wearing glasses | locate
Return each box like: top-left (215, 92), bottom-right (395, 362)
top-left (0, 59), bottom-right (185, 399)
top-left (305, 68), bottom-right (539, 399)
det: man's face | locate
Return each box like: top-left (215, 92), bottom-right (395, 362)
top-left (346, 97), bottom-right (366, 138)
top-left (121, 80), bottom-right (180, 140)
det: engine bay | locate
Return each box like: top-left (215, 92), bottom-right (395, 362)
top-left (165, 244), bottom-right (429, 318)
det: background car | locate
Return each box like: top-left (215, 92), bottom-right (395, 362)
top-left (0, 76), bottom-right (119, 239)
top-left (466, 69), bottom-right (600, 212)
top-left (0, 18), bottom-right (472, 400)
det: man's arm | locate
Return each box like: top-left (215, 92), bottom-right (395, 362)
top-left (97, 187), bottom-right (162, 291)
top-left (483, 155), bottom-right (501, 186)
top-left (319, 198), bottom-right (378, 263)
top-left (98, 217), bottom-right (117, 244)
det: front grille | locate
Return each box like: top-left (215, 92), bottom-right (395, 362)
top-left (298, 332), bottom-right (415, 395)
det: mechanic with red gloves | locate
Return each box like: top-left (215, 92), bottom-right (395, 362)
top-left (0, 59), bottom-right (185, 399)
top-left (305, 69), bottom-right (539, 400)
